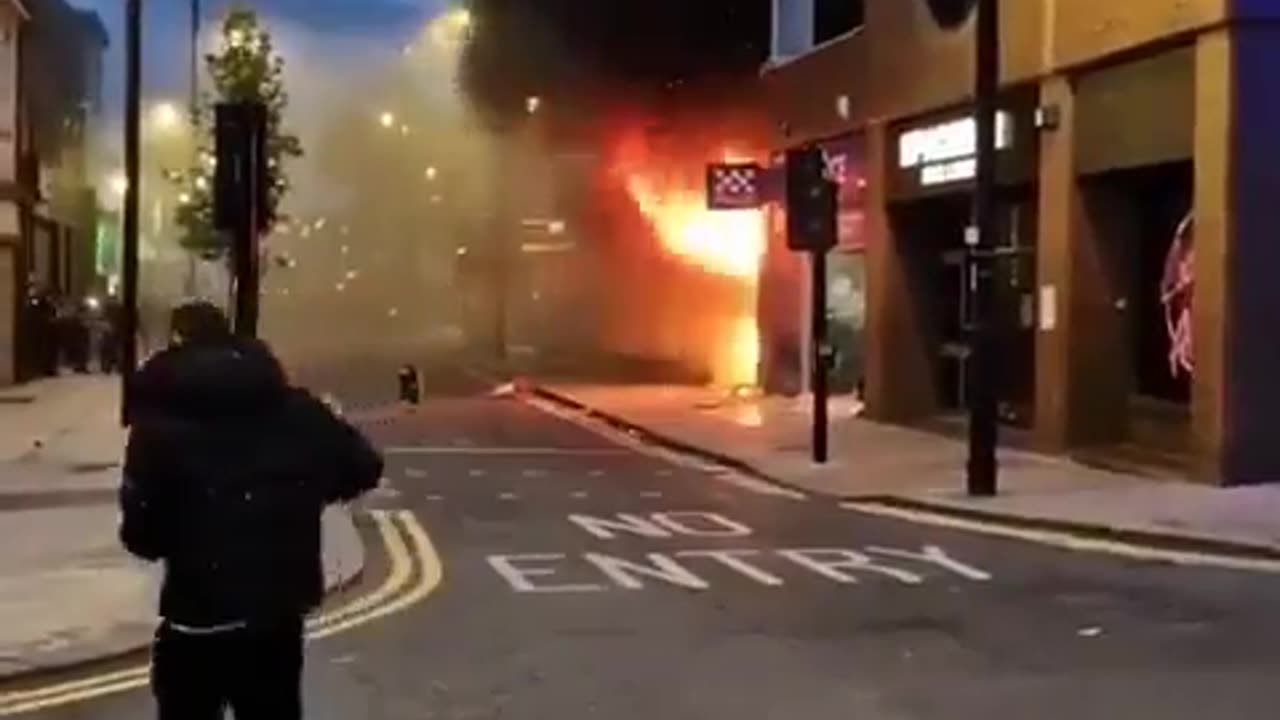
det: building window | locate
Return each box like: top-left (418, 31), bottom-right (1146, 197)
top-left (813, 0), bottom-right (864, 45)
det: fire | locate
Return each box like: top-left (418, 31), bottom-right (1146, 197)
top-left (624, 173), bottom-right (765, 280)
top-left (621, 149), bottom-right (765, 389)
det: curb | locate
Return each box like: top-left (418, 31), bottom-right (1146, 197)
top-left (531, 384), bottom-right (1280, 563)
top-left (530, 386), bottom-right (815, 500)
top-left (0, 508), bottom-right (368, 687)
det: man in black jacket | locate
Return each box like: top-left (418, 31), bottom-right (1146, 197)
top-left (121, 302), bottom-right (383, 720)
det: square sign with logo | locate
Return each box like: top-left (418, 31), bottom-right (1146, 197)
top-left (706, 162), bottom-right (764, 210)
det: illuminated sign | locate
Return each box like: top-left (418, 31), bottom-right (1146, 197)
top-left (1160, 213), bottom-right (1194, 376)
top-left (898, 112), bottom-right (1013, 186)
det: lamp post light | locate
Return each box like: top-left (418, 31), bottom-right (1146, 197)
top-left (149, 100), bottom-right (182, 131)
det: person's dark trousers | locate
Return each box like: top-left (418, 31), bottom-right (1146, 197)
top-left (151, 617), bottom-right (304, 720)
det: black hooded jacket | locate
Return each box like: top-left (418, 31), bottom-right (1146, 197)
top-left (121, 338), bottom-right (382, 626)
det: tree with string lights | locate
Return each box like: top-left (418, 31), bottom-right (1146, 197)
top-left (172, 7), bottom-right (303, 258)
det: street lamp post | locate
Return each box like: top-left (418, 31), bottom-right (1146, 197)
top-left (121, 0), bottom-right (142, 423)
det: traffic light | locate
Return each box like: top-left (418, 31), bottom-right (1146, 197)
top-left (785, 145), bottom-right (838, 252)
top-left (213, 102), bottom-right (269, 232)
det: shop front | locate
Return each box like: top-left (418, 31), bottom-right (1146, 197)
top-left (884, 91), bottom-right (1040, 428)
top-left (1056, 45), bottom-right (1196, 462)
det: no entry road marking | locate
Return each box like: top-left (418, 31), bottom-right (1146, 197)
top-left (485, 510), bottom-right (993, 594)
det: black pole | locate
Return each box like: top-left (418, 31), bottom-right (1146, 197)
top-left (811, 249), bottom-right (829, 464)
top-left (967, 0), bottom-right (999, 496)
top-left (190, 0), bottom-right (200, 112)
top-left (233, 124), bottom-right (261, 338)
top-left (184, 0), bottom-right (201, 298)
top-left (120, 0), bottom-right (142, 425)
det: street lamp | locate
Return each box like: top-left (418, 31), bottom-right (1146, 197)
top-left (526, 95), bottom-right (542, 115)
top-left (425, 165), bottom-right (438, 180)
top-left (149, 101), bottom-right (182, 131)
top-left (379, 111), bottom-right (396, 129)
top-left (108, 171), bottom-right (129, 197)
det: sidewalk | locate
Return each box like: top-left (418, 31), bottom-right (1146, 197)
top-left (537, 384), bottom-right (1280, 556)
top-left (0, 377), bottom-right (366, 680)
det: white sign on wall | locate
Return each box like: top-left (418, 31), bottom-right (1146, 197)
top-left (898, 112), bottom-right (1014, 187)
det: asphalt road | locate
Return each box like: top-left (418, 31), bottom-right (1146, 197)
top-left (15, 365), bottom-right (1280, 718)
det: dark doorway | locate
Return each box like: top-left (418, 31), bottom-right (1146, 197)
top-left (890, 190), bottom-right (1037, 427)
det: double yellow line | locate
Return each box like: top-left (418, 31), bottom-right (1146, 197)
top-left (0, 510), bottom-right (441, 717)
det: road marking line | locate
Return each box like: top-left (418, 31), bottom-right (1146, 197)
top-left (404, 468), bottom-right (429, 479)
top-left (499, 493), bottom-right (519, 501)
top-left (570, 491), bottom-right (588, 499)
top-left (469, 469), bottom-right (487, 478)
top-left (0, 511), bottom-right (437, 716)
top-left (589, 470), bottom-right (606, 478)
top-left (313, 511), bottom-right (442, 638)
top-left (425, 494), bottom-right (444, 502)
top-left (310, 511), bottom-right (440, 637)
top-left (524, 397), bottom-right (807, 501)
top-left (655, 470), bottom-right (673, 478)
top-left (307, 511), bottom-right (413, 629)
top-left (522, 469), bottom-right (546, 478)
top-left (384, 447), bottom-right (629, 457)
top-left (640, 491), bottom-right (664, 499)
top-left (842, 501), bottom-right (1280, 574)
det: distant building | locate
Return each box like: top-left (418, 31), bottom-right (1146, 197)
top-left (0, 0), bottom-right (107, 383)
top-left (0, 0), bottom-right (28, 385)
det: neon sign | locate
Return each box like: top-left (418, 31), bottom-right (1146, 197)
top-left (1160, 212), bottom-right (1194, 377)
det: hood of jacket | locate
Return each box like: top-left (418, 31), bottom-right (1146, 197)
top-left (130, 338), bottom-right (288, 421)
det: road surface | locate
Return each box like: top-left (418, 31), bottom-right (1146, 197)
top-left (8, 364), bottom-right (1280, 719)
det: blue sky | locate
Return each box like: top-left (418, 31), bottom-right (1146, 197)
top-left (73, 0), bottom-right (445, 115)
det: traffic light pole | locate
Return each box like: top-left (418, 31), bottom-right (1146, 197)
top-left (214, 102), bottom-right (266, 338)
top-left (120, 0), bottom-right (142, 424)
top-left (810, 248), bottom-right (829, 464)
top-left (967, 0), bottom-right (1000, 496)
top-left (232, 159), bottom-right (260, 338)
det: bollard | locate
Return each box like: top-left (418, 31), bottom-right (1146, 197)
top-left (398, 365), bottom-right (421, 405)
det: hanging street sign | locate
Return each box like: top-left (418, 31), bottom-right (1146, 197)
top-left (706, 162), bottom-right (764, 210)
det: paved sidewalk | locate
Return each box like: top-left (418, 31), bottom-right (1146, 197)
top-left (538, 384), bottom-right (1280, 555)
top-left (0, 377), bottom-right (366, 680)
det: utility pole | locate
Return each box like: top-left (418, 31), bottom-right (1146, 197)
top-left (120, 0), bottom-right (142, 424)
top-left (190, 0), bottom-right (200, 112)
top-left (214, 103), bottom-right (267, 338)
top-left (184, 0), bottom-right (201, 297)
top-left (967, 0), bottom-right (1000, 496)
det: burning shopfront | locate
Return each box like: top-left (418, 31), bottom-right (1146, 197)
top-left (588, 116), bottom-right (768, 390)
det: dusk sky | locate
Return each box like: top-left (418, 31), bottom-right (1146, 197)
top-left (71, 0), bottom-right (446, 119)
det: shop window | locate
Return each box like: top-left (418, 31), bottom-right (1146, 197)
top-left (813, 0), bottom-right (864, 46)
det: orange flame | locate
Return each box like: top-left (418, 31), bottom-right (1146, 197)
top-left (621, 149), bottom-right (764, 388)
top-left (624, 172), bottom-right (765, 280)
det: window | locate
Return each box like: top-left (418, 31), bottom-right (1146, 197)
top-left (813, 0), bottom-right (864, 45)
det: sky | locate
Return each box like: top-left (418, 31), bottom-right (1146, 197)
top-left (72, 0), bottom-right (445, 118)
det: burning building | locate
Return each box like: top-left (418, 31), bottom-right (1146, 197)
top-left (588, 113), bottom-right (768, 389)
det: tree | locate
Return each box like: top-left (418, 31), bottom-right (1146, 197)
top-left (173, 7), bottom-right (303, 258)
